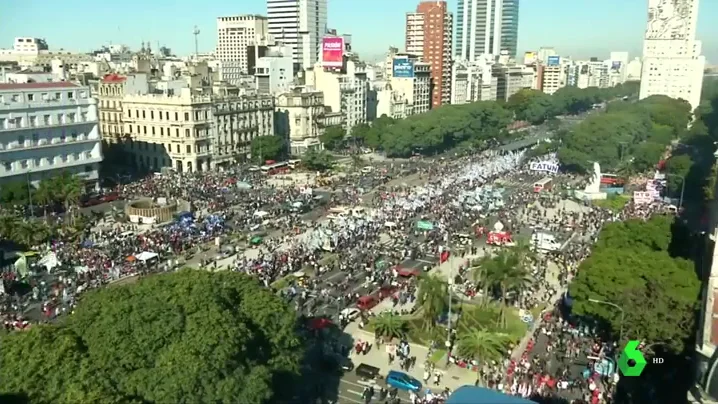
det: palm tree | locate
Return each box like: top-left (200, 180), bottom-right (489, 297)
top-left (456, 328), bottom-right (510, 385)
top-left (373, 312), bottom-right (408, 342)
top-left (510, 238), bottom-right (536, 271)
top-left (53, 172), bottom-right (83, 224)
top-left (0, 214), bottom-right (20, 241)
top-left (490, 260), bottom-right (533, 328)
top-left (33, 179), bottom-right (55, 219)
top-left (416, 274), bottom-right (449, 330)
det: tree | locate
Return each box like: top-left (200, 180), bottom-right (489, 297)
top-left (302, 149), bottom-right (335, 171)
top-left (568, 217), bottom-right (700, 352)
top-left (52, 172), bottom-right (83, 224)
top-left (0, 270), bottom-right (306, 404)
top-left (33, 179), bottom-right (55, 218)
top-left (0, 181), bottom-right (30, 207)
top-left (250, 135), bottom-right (285, 163)
top-left (320, 126), bottom-right (346, 151)
top-left (664, 154), bottom-right (692, 197)
top-left (416, 275), bottom-right (448, 330)
top-left (372, 312), bottom-right (408, 341)
top-left (483, 251), bottom-right (531, 327)
top-left (456, 329), bottom-right (510, 384)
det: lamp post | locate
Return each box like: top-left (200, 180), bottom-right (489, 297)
top-left (588, 298), bottom-right (625, 343)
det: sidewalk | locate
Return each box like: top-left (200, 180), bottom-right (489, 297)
top-left (344, 322), bottom-right (478, 391)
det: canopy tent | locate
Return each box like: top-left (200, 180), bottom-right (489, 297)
top-left (236, 181), bottom-right (252, 189)
top-left (38, 252), bottom-right (60, 272)
top-left (135, 251), bottom-right (158, 261)
top-left (416, 220), bottom-right (434, 231)
top-left (253, 210), bottom-right (269, 218)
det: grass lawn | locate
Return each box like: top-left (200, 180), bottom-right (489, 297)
top-left (593, 194), bottom-right (630, 212)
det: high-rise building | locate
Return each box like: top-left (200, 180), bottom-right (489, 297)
top-left (405, 1), bottom-right (453, 107)
top-left (216, 15), bottom-right (270, 84)
top-left (267, 0), bottom-right (327, 73)
top-left (455, 0), bottom-right (519, 61)
top-left (639, 0), bottom-right (704, 112)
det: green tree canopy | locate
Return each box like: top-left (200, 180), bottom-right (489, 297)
top-left (568, 216), bottom-right (699, 354)
top-left (320, 126), bottom-right (346, 151)
top-left (250, 135), bottom-right (286, 162)
top-left (302, 149), bottom-right (335, 171)
top-left (0, 270), bottom-right (305, 404)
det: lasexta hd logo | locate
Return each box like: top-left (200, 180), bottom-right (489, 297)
top-left (618, 340), bottom-right (647, 376)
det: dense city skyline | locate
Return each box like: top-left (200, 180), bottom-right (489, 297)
top-left (1, 0), bottom-right (717, 62)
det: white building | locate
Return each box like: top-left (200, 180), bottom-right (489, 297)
top-left (405, 12), bottom-right (425, 57)
top-left (216, 15), bottom-right (271, 84)
top-left (306, 60), bottom-right (369, 132)
top-left (639, 0), bottom-right (704, 112)
top-left (626, 57), bottom-right (643, 82)
top-left (0, 82), bottom-right (102, 190)
top-left (540, 64), bottom-right (564, 95)
top-left (267, 0), bottom-right (327, 72)
top-left (537, 47), bottom-right (558, 65)
top-left (455, 0), bottom-right (520, 60)
top-left (275, 90), bottom-right (335, 155)
top-left (372, 81), bottom-right (409, 120)
top-left (255, 45), bottom-right (294, 94)
top-left (390, 59), bottom-right (432, 116)
top-left (451, 57), bottom-right (496, 104)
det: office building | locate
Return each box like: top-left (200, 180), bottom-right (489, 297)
top-left (390, 55), bottom-right (433, 116)
top-left (493, 64), bottom-right (533, 101)
top-left (455, 0), bottom-right (519, 60)
top-left (255, 45), bottom-right (294, 94)
top-left (451, 57), bottom-right (496, 104)
top-left (267, 0), bottom-right (327, 72)
top-left (121, 88), bottom-right (274, 172)
top-left (216, 15), bottom-right (271, 84)
top-left (639, 0), bottom-right (704, 112)
top-left (405, 1), bottom-right (452, 107)
top-left (306, 60), bottom-right (369, 133)
top-left (0, 82), bottom-right (102, 190)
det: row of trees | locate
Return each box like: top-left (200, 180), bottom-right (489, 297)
top-left (319, 82), bottom-right (639, 157)
top-left (0, 270), bottom-right (305, 403)
top-left (1, 171), bottom-right (84, 214)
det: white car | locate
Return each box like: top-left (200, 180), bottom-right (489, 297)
top-left (340, 308), bottom-right (361, 321)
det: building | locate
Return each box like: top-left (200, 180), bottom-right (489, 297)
top-left (538, 64), bottom-right (563, 94)
top-left (451, 57), bottom-right (496, 104)
top-left (455, 0), bottom-right (520, 60)
top-left (2, 70), bottom-right (56, 84)
top-left (391, 56), bottom-right (432, 116)
top-left (306, 59), bottom-right (369, 133)
top-left (371, 81), bottom-right (410, 120)
top-left (625, 57), bottom-right (643, 82)
top-left (493, 64), bottom-right (532, 101)
top-left (216, 15), bottom-right (271, 84)
top-left (267, 0), bottom-right (327, 72)
top-left (97, 73), bottom-right (149, 144)
top-left (255, 45), bottom-right (294, 94)
top-left (275, 90), bottom-right (340, 155)
top-left (405, 1), bottom-right (452, 107)
top-left (639, 0), bottom-right (704, 112)
top-left (120, 88), bottom-right (274, 172)
top-left (0, 82), bottom-right (102, 191)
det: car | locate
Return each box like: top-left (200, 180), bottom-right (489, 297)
top-left (340, 307), bottom-right (361, 320)
top-left (385, 370), bottom-right (422, 392)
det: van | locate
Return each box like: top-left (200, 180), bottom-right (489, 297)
top-left (361, 166), bottom-right (373, 174)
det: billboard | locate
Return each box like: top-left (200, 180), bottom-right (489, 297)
top-left (547, 55), bottom-right (560, 66)
top-left (523, 51), bottom-right (537, 65)
top-left (392, 59), bottom-right (414, 78)
top-left (611, 61), bottom-right (622, 70)
top-left (321, 37), bottom-right (344, 67)
top-left (529, 161), bottom-right (560, 174)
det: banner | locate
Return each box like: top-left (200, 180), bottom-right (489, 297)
top-left (321, 37), bottom-right (344, 67)
top-left (633, 191), bottom-right (653, 205)
top-left (547, 55), bottom-right (560, 66)
top-left (529, 161), bottom-right (560, 174)
top-left (392, 59), bottom-right (415, 78)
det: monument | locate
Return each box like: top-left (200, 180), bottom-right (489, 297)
top-left (574, 162), bottom-right (608, 201)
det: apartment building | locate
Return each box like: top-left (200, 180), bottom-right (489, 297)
top-left (306, 59), bottom-right (369, 133)
top-left (97, 73), bottom-right (149, 144)
top-left (212, 94), bottom-right (274, 166)
top-left (451, 57), bottom-right (496, 104)
top-left (216, 15), bottom-right (271, 84)
top-left (0, 82), bottom-right (102, 190)
top-left (275, 90), bottom-right (341, 155)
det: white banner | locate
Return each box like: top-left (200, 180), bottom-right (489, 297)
top-left (529, 161), bottom-right (560, 174)
top-left (633, 191), bottom-right (653, 205)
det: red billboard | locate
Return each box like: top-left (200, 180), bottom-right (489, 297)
top-left (321, 37), bottom-right (344, 67)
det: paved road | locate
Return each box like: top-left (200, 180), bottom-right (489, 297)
top-left (336, 371), bottom-right (413, 404)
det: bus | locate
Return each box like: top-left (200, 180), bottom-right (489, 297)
top-left (260, 161), bottom-right (289, 175)
top-left (600, 173), bottom-right (624, 187)
top-left (533, 177), bottom-right (553, 193)
top-left (288, 159), bottom-right (301, 169)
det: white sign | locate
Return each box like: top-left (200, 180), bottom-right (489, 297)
top-left (529, 161), bottom-right (560, 174)
top-left (633, 191), bottom-right (653, 205)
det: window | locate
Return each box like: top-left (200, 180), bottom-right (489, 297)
top-left (32, 133), bottom-right (39, 145)
top-left (184, 112), bottom-right (190, 121)
top-left (175, 128), bottom-right (179, 137)
top-left (60, 133), bottom-right (67, 142)
top-left (143, 126), bottom-right (147, 134)
top-left (185, 129), bottom-right (190, 137)
top-left (80, 91), bottom-right (87, 99)
top-left (54, 92), bottom-right (61, 100)
top-left (142, 110), bottom-right (146, 119)
top-left (68, 92), bottom-right (74, 100)
top-left (67, 113), bottom-right (75, 123)
top-left (34, 158), bottom-right (41, 167)
top-left (11, 94), bottom-right (19, 102)
top-left (160, 127), bottom-right (164, 136)
top-left (186, 145), bottom-right (191, 153)
top-left (175, 112), bottom-right (179, 121)
top-left (73, 153), bottom-right (80, 161)
top-left (165, 112), bottom-right (169, 120)
top-left (0, 118), bottom-right (5, 129)
top-left (60, 154), bottom-right (68, 163)
top-left (151, 127), bottom-right (155, 135)
top-left (71, 132), bottom-right (77, 141)
top-left (3, 162), bottom-right (11, 171)
top-left (18, 135), bottom-right (25, 145)
top-left (56, 114), bottom-right (63, 125)
top-left (28, 94), bottom-right (35, 101)
top-left (20, 160), bottom-right (28, 169)
top-left (150, 111), bottom-right (154, 119)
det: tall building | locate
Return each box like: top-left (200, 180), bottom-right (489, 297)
top-left (266, 0), bottom-right (327, 72)
top-left (639, 0), bottom-right (704, 113)
top-left (0, 82), bottom-right (103, 190)
top-left (216, 15), bottom-right (270, 84)
top-left (405, 1), bottom-right (453, 107)
top-left (306, 60), bottom-right (369, 133)
top-left (455, 0), bottom-right (519, 61)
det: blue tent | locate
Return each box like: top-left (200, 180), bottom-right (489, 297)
top-left (446, 386), bottom-right (535, 404)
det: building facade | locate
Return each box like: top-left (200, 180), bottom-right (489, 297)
top-left (639, 0), bottom-right (704, 112)
top-left (216, 15), bottom-right (271, 84)
top-left (451, 58), bottom-right (496, 104)
top-left (306, 60), bottom-right (369, 133)
top-left (275, 90), bottom-right (332, 155)
top-left (455, 0), bottom-right (520, 60)
top-left (0, 82), bottom-right (102, 190)
top-left (406, 1), bottom-right (452, 107)
top-left (493, 64), bottom-right (531, 101)
top-left (212, 95), bottom-right (275, 166)
top-left (97, 73), bottom-right (149, 144)
top-left (255, 45), bottom-right (294, 94)
top-left (391, 59), bottom-right (432, 116)
top-left (267, 0), bottom-right (327, 72)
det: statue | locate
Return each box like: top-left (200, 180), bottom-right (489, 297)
top-left (584, 162), bottom-right (602, 194)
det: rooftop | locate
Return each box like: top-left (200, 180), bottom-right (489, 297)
top-left (101, 73), bottom-right (127, 83)
top-left (0, 82), bottom-right (79, 90)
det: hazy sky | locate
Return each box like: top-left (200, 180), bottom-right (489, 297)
top-left (1, 0), bottom-right (716, 63)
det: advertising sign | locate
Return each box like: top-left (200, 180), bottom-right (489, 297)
top-left (612, 61), bottom-right (622, 70)
top-left (523, 51), bottom-right (537, 65)
top-left (529, 161), bottom-right (560, 174)
top-left (392, 59), bottom-right (415, 78)
top-left (547, 56), bottom-right (560, 66)
top-left (633, 191), bottom-right (653, 205)
top-left (321, 37), bottom-right (344, 67)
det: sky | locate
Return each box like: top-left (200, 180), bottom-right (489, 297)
top-left (1, 0), bottom-right (716, 64)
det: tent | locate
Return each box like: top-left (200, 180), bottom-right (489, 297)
top-left (135, 251), bottom-right (158, 261)
top-left (236, 181), bottom-right (252, 189)
top-left (38, 252), bottom-right (60, 271)
top-left (253, 211), bottom-right (269, 218)
top-left (416, 220), bottom-right (434, 230)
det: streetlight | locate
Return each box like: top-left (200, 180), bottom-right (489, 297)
top-left (588, 298), bottom-right (625, 343)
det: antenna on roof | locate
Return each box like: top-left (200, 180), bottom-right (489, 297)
top-left (193, 26), bottom-right (200, 58)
